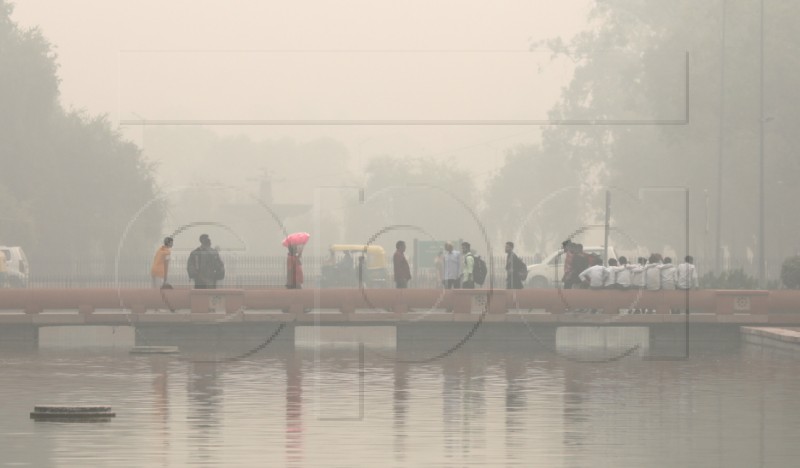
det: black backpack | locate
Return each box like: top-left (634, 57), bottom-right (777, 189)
top-left (514, 255), bottom-right (528, 281)
top-left (472, 254), bottom-right (488, 286)
top-left (571, 253), bottom-right (589, 280)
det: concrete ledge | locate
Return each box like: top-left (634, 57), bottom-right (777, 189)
top-left (741, 326), bottom-right (800, 353)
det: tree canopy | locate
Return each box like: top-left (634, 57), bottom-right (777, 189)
top-left (486, 0), bottom-right (800, 278)
top-left (0, 0), bottom-right (163, 270)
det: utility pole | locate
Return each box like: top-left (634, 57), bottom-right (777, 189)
top-left (758, 0), bottom-right (766, 288)
top-left (715, 0), bottom-right (726, 273)
top-left (604, 190), bottom-right (611, 265)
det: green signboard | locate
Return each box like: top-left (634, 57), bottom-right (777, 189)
top-left (414, 240), bottom-right (444, 269)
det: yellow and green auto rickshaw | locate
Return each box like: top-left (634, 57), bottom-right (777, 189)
top-left (320, 244), bottom-right (388, 288)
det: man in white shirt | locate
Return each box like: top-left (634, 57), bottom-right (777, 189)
top-left (644, 254), bottom-right (663, 291)
top-left (630, 257), bottom-right (646, 290)
top-left (676, 255), bottom-right (700, 290)
top-left (615, 256), bottom-right (633, 289)
top-left (660, 257), bottom-right (677, 290)
top-left (579, 264), bottom-right (608, 290)
top-left (442, 242), bottom-right (462, 289)
top-left (604, 258), bottom-right (623, 288)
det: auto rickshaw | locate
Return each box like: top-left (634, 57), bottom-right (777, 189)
top-left (320, 244), bottom-right (388, 288)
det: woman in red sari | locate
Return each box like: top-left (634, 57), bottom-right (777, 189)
top-left (286, 245), bottom-right (304, 289)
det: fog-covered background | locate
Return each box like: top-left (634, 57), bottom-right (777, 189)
top-left (1, 0), bottom-right (798, 286)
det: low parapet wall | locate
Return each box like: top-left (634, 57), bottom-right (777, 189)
top-left (741, 326), bottom-right (800, 352)
top-left (0, 288), bottom-right (796, 317)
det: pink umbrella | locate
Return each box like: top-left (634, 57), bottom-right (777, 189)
top-left (282, 232), bottom-right (310, 247)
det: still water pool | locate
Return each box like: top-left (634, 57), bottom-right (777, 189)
top-left (1, 333), bottom-right (799, 467)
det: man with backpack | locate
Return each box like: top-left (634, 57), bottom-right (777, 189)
top-left (461, 242), bottom-right (475, 289)
top-left (187, 234), bottom-right (225, 289)
top-left (505, 241), bottom-right (527, 289)
top-left (461, 241), bottom-right (488, 289)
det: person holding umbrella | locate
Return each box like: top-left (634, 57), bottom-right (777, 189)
top-left (283, 232), bottom-right (309, 289)
top-left (286, 245), bottom-right (303, 289)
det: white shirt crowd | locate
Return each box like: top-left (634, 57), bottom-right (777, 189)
top-left (578, 256), bottom-right (699, 290)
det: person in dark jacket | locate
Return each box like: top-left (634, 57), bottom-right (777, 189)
top-left (187, 234), bottom-right (224, 289)
top-left (393, 240), bottom-right (411, 289)
top-left (505, 241), bottom-right (525, 289)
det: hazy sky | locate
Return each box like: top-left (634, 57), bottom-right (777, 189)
top-left (12, 0), bottom-right (592, 187)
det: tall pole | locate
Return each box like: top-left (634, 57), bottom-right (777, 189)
top-left (685, 188), bottom-right (690, 357)
top-left (758, 0), bottom-right (766, 288)
top-left (604, 190), bottom-right (610, 265)
top-left (715, 0), bottom-right (725, 273)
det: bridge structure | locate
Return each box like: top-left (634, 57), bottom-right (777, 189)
top-left (1, 288), bottom-right (798, 353)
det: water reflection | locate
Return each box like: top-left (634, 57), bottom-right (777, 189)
top-left (285, 351), bottom-right (304, 467)
top-left (149, 356), bottom-right (170, 468)
top-left (562, 363), bottom-right (588, 451)
top-left (393, 361), bottom-right (408, 462)
top-left (1, 337), bottom-right (800, 466)
top-left (504, 353), bottom-right (526, 461)
top-left (187, 361), bottom-right (222, 464)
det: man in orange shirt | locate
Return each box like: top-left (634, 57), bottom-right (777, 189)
top-left (150, 237), bottom-right (173, 288)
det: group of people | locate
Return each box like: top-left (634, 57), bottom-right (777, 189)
top-left (431, 241), bottom-right (482, 289)
top-left (150, 234), bottom-right (227, 290)
top-left (150, 234), bottom-right (303, 289)
top-left (151, 233), bottom-right (302, 290)
top-left (428, 240), bottom-right (526, 290)
top-left (151, 235), bottom-right (698, 293)
top-left (562, 241), bottom-right (700, 291)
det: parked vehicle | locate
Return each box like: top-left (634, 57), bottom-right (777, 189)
top-left (0, 246), bottom-right (30, 287)
top-left (526, 245), bottom-right (617, 288)
top-left (320, 244), bottom-right (388, 288)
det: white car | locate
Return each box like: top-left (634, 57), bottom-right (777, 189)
top-left (526, 246), bottom-right (618, 288)
top-left (0, 246), bottom-right (30, 287)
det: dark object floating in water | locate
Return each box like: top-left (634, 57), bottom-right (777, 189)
top-left (129, 346), bottom-right (179, 354)
top-left (30, 405), bottom-right (116, 421)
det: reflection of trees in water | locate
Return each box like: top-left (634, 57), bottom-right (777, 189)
top-left (285, 351), bottom-right (304, 467)
top-left (187, 361), bottom-right (222, 464)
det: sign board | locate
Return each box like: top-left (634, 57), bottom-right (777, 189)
top-left (414, 240), bottom-right (444, 269)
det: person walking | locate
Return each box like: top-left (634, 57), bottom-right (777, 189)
top-left (461, 242), bottom-right (475, 289)
top-left (150, 236), bottom-right (173, 288)
top-left (187, 234), bottom-right (224, 289)
top-left (286, 244), bottom-right (304, 289)
top-left (505, 241), bottom-right (525, 289)
top-left (442, 242), bottom-right (462, 289)
top-left (393, 240), bottom-right (412, 289)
